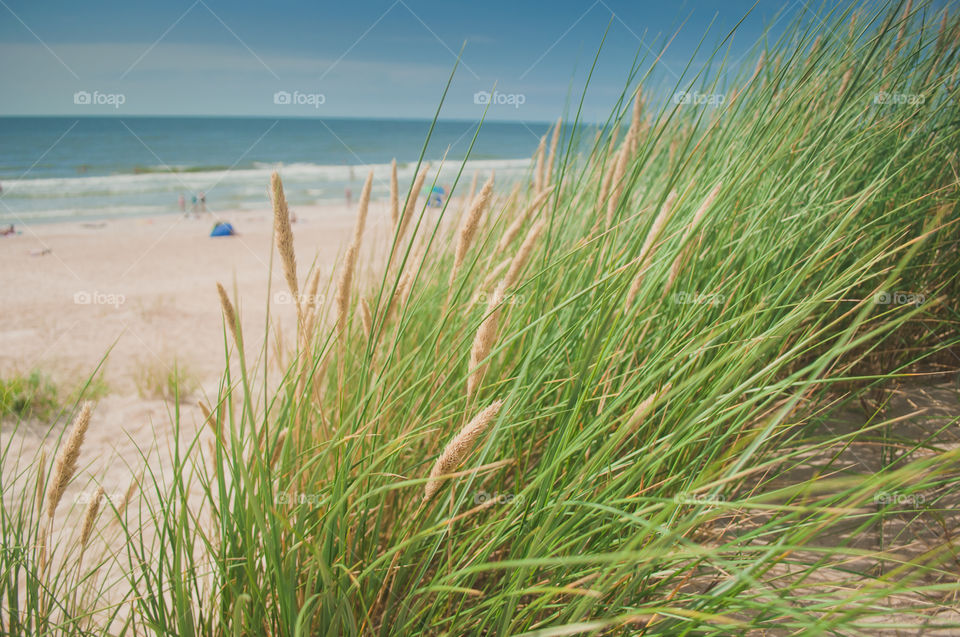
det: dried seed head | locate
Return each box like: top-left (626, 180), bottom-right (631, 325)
top-left (117, 474), bottom-right (140, 519)
top-left (37, 531), bottom-right (47, 576)
top-left (937, 9), bottom-right (949, 51)
top-left (624, 384), bottom-right (671, 434)
top-left (80, 486), bottom-right (105, 547)
top-left (598, 164), bottom-right (614, 212)
top-left (503, 219), bottom-right (546, 290)
top-left (626, 190), bottom-right (679, 306)
top-left (838, 67), bottom-right (853, 97)
top-left (545, 117), bottom-right (562, 187)
top-left (466, 171), bottom-right (479, 205)
top-left (354, 170), bottom-right (374, 247)
top-left (424, 400), bottom-right (504, 501)
top-left (198, 399), bottom-right (220, 441)
top-left (398, 164), bottom-right (430, 242)
top-left (479, 258), bottom-right (511, 295)
top-left (338, 164), bottom-right (381, 338)
top-left (360, 297), bottom-right (373, 338)
top-left (216, 283), bottom-right (242, 349)
top-left (397, 268), bottom-right (415, 308)
top-left (665, 182), bottom-right (722, 291)
top-left (751, 51), bottom-right (766, 83)
top-left (385, 270), bottom-right (413, 324)
top-left (47, 402), bottom-right (93, 519)
top-left (896, 0), bottom-right (913, 52)
top-left (271, 172), bottom-right (300, 313)
top-left (495, 186), bottom-right (555, 254)
top-left (533, 134), bottom-right (547, 194)
top-left (504, 180), bottom-right (522, 206)
top-left (336, 243), bottom-right (358, 334)
top-left (454, 173), bottom-right (496, 271)
top-left (685, 182), bottom-right (722, 236)
top-left (304, 267), bottom-right (322, 316)
top-left (638, 190), bottom-right (678, 264)
top-left (606, 144), bottom-right (630, 227)
top-left (467, 288), bottom-right (504, 398)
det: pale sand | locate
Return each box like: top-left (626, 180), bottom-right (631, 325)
top-left (0, 203), bottom-right (386, 391)
top-left (0, 201), bottom-right (401, 524)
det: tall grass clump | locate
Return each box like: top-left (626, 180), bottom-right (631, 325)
top-left (2, 1), bottom-right (960, 635)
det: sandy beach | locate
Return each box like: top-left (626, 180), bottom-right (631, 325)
top-left (0, 202), bottom-right (397, 508)
top-left (0, 203), bottom-right (397, 390)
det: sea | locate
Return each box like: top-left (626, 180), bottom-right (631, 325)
top-left (0, 117), bottom-right (553, 224)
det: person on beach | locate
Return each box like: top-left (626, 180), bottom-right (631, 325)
top-left (199, 191), bottom-right (206, 213)
top-left (345, 187), bottom-right (352, 207)
top-left (178, 193), bottom-right (186, 213)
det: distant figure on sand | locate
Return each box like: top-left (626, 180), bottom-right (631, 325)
top-left (199, 191), bottom-right (206, 213)
top-left (191, 194), bottom-right (198, 214)
top-left (345, 187), bottom-right (352, 207)
top-left (178, 193), bottom-right (186, 213)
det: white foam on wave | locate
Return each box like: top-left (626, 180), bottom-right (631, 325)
top-left (0, 204), bottom-right (168, 222)
top-left (0, 158), bottom-right (532, 199)
top-left (0, 157), bottom-right (534, 223)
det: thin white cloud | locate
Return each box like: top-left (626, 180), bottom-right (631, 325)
top-left (0, 42), bottom-right (451, 79)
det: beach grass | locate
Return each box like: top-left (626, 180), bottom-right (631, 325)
top-left (2, 1), bottom-right (960, 634)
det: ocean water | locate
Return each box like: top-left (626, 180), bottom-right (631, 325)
top-left (0, 117), bottom-right (552, 224)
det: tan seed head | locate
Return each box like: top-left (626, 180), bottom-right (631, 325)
top-left (216, 283), bottom-right (242, 349)
top-left (467, 287), bottom-right (504, 398)
top-left (80, 486), bottom-right (105, 547)
top-left (271, 172), bottom-right (300, 315)
top-left (47, 402), bottom-right (93, 519)
top-left (424, 400), bottom-right (504, 501)
top-left (454, 173), bottom-right (496, 272)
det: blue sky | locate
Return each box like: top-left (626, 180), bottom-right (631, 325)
top-left (0, 0), bottom-right (900, 121)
